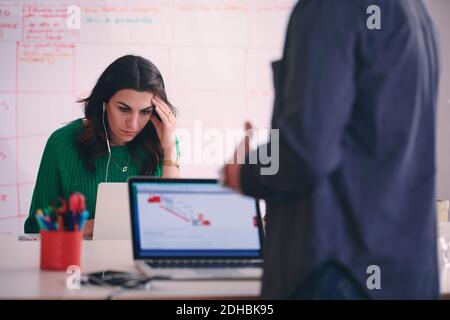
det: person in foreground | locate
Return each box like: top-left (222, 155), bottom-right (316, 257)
top-left (25, 55), bottom-right (180, 238)
top-left (223, 0), bottom-right (440, 299)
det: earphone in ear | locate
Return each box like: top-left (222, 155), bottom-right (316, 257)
top-left (102, 102), bottom-right (111, 182)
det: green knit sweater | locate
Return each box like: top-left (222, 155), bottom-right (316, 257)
top-left (24, 118), bottom-right (177, 233)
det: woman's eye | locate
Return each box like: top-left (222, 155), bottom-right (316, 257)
top-left (141, 109), bottom-right (153, 115)
top-left (119, 107), bottom-right (129, 112)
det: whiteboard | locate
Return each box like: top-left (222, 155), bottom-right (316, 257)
top-left (0, 0), bottom-right (295, 234)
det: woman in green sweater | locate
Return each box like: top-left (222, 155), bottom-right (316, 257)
top-left (24, 55), bottom-right (180, 237)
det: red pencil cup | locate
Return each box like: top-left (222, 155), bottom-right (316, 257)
top-left (40, 230), bottom-right (83, 271)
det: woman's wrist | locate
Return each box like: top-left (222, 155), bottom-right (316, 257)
top-left (163, 146), bottom-right (176, 160)
top-left (162, 159), bottom-right (179, 169)
top-left (162, 146), bottom-right (179, 169)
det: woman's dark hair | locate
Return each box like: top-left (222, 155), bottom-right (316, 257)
top-left (76, 55), bottom-right (177, 175)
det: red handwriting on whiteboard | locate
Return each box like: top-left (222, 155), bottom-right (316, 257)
top-left (19, 42), bottom-right (74, 65)
top-left (0, 194), bottom-right (7, 202)
top-left (24, 5), bottom-right (77, 42)
top-left (0, 7), bottom-right (19, 36)
top-left (0, 152), bottom-right (6, 160)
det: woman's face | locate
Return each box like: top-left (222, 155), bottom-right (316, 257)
top-left (105, 89), bottom-right (155, 146)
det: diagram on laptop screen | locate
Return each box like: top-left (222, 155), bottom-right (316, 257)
top-left (136, 191), bottom-right (260, 250)
top-left (147, 195), bottom-right (211, 226)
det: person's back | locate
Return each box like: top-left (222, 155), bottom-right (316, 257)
top-left (239, 0), bottom-right (440, 299)
top-left (331, 0), bottom-right (440, 299)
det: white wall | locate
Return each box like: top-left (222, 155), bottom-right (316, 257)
top-left (425, 0), bottom-right (450, 200)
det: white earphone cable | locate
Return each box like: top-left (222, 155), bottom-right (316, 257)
top-left (102, 102), bottom-right (111, 182)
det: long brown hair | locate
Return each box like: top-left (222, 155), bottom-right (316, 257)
top-left (76, 55), bottom-right (178, 174)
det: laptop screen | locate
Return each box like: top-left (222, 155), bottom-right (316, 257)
top-left (129, 179), bottom-right (263, 259)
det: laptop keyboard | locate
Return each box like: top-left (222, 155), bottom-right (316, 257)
top-left (146, 259), bottom-right (262, 268)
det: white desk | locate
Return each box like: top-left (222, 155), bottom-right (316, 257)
top-left (0, 235), bottom-right (261, 299)
top-left (2, 223), bottom-right (450, 299)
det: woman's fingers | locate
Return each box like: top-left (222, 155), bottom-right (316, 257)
top-left (155, 105), bottom-right (170, 125)
top-left (152, 96), bottom-right (175, 122)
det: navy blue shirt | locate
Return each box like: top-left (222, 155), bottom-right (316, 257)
top-left (241, 0), bottom-right (440, 299)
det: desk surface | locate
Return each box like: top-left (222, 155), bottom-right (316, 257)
top-left (2, 223), bottom-right (450, 299)
top-left (0, 235), bottom-right (261, 299)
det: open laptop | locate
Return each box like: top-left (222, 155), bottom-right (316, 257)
top-left (93, 183), bottom-right (131, 240)
top-left (128, 177), bottom-right (264, 280)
